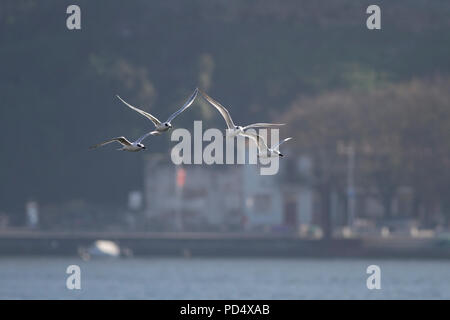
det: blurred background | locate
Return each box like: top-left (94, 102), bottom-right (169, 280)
top-left (0, 0), bottom-right (450, 299)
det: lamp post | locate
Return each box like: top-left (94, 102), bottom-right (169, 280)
top-left (338, 141), bottom-right (356, 228)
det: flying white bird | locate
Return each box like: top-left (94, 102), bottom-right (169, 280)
top-left (89, 131), bottom-right (153, 152)
top-left (199, 89), bottom-right (285, 137)
top-left (116, 88), bottom-right (199, 135)
top-left (241, 132), bottom-right (293, 158)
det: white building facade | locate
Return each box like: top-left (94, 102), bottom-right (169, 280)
top-left (143, 153), bottom-right (315, 232)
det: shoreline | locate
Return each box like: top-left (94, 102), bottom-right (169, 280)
top-left (0, 230), bottom-right (449, 259)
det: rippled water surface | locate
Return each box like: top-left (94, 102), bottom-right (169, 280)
top-left (0, 257), bottom-right (449, 299)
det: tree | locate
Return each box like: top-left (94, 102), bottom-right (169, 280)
top-left (282, 77), bottom-right (450, 234)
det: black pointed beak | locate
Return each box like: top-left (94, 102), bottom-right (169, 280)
top-left (142, 146), bottom-right (146, 150)
top-left (279, 153), bottom-right (284, 157)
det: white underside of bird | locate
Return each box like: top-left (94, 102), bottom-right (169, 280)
top-left (240, 132), bottom-right (293, 158)
top-left (89, 131), bottom-right (153, 152)
top-left (116, 88), bottom-right (199, 135)
top-left (199, 89), bottom-right (285, 137)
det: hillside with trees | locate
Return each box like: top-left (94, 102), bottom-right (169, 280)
top-left (0, 1), bottom-right (449, 228)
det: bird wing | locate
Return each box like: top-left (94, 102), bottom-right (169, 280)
top-left (272, 137), bottom-right (293, 151)
top-left (135, 131), bottom-right (154, 144)
top-left (240, 131), bottom-right (269, 152)
top-left (199, 89), bottom-right (235, 129)
top-left (243, 123), bottom-right (286, 130)
top-left (116, 95), bottom-right (161, 127)
top-left (166, 88), bottom-right (199, 123)
top-left (89, 136), bottom-right (132, 150)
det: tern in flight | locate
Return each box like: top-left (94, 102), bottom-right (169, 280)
top-left (199, 89), bottom-right (285, 137)
top-left (241, 132), bottom-right (293, 158)
top-left (116, 88), bottom-right (199, 135)
top-left (89, 131), bottom-right (153, 152)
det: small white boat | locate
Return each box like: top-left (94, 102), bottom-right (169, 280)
top-left (79, 240), bottom-right (120, 260)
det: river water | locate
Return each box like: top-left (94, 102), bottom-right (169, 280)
top-left (0, 257), bottom-right (449, 299)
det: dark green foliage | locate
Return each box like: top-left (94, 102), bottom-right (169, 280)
top-left (0, 1), bottom-right (449, 214)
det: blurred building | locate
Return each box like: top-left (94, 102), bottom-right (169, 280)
top-left (143, 154), bottom-right (315, 232)
top-left (143, 151), bottom-right (423, 234)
